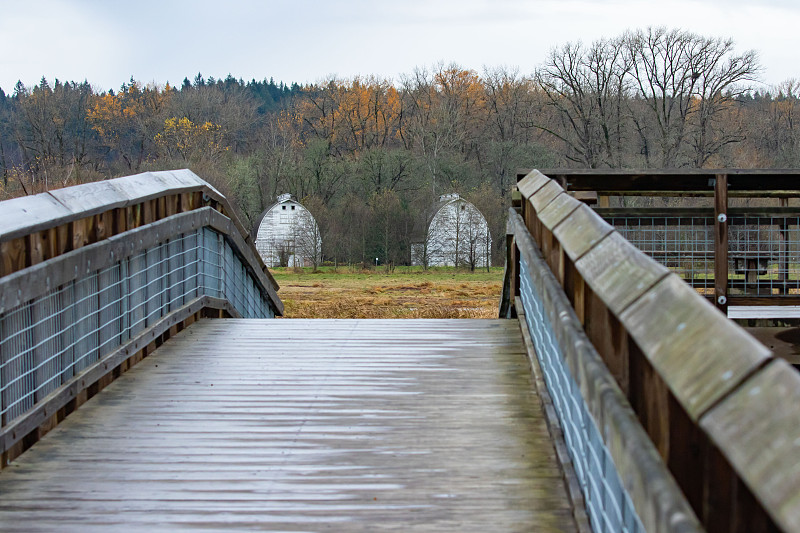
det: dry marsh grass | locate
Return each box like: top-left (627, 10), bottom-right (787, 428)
top-left (272, 267), bottom-right (503, 319)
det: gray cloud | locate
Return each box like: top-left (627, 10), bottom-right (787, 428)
top-left (1, 0), bottom-right (798, 92)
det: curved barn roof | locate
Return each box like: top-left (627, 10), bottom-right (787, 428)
top-left (411, 193), bottom-right (476, 243)
top-left (250, 193), bottom-right (299, 241)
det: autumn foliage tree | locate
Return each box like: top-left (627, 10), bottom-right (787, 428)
top-left (154, 116), bottom-right (228, 162)
top-left (1, 27), bottom-right (796, 265)
top-left (88, 80), bottom-right (171, 171)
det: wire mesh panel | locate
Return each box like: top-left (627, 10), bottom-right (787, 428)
top-left (202, 228), bottom-right (223, 299)
top-left (144, 245), bottom-right (164, 329)
top-left (607, 215), bottom-right (800, 298)
top-left (218, 238), bottom-right (273, 319)
top-left (98, 264), bottom-right (123, 361)
top-left (223, 242), bottom-right (236, 311)
top-left (0, 227), bottom-right (276, 430)
top-left (609, 217), bottom-right (715, 294)
top-left (729, 216), bottom-right (800, 296)
top-left (166, 238), bottom-right (184, 313)
top-left (183, 231), bottom-right (200, 304)
top-left (0, 305), bottom-right (34, 424)
top-left (127, 250), bottom-right (147, 338)
top-left (73, 273), bottom-right (100, 373)
top-left (32, 289), bottom-right (63, 403)
top-left (57, 284), bottom-right (75, 386)
top-left (519, 255), bottom-right (644, 533)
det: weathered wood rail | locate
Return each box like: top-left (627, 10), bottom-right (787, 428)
top-left (0, 170), bottom-right (283, 464)
top-left (505, 169), bottom-right (800, 533)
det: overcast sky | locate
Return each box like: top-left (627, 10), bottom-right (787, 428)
top-left (1, 0), bottom-right (798, 93)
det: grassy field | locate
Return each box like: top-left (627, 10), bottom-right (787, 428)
top-left (271, 266), bottom-right (504, 319)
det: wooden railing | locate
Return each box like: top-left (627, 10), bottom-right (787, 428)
top-left (533, 169), bottom-right (800, 314)
top-left (505, 169), bottom-right (800, 533)
top-left (0, 170), bottom-right (283, 465)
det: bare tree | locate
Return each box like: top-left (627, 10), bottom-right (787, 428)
top-left (747, 80), bottom-right (800, 167)
top-left (400, 64), bottom-right (483, 197)
top-left (292, 207), bottom-right (323, 269)
top-left (482, 66), bottom-right (541, 195)
top-left (626, 27), bottom-right (760, 167)
top-left (274, 239), bottom-right (292, 268)
top-left (460, 206), bottom-right (492, 271)
top-left (357, 147), bottom-right (413, 194)
top-left (464, 183), bottom-right (503, 268)
top-left (535, 37), bottom-right (632, 168)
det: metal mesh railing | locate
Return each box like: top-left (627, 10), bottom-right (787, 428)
top-left (609, 216), bottom-right (715, 293)
top-left (519, 255), bottom-right (645, 533)
top-left (0, 227), bottom-right (273, 427)
top-left (728, 216), bottom-right (800, 295)
top-left (608, 215), bottom-right (800, 296)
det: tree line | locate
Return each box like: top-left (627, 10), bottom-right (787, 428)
top-left (1, 27), bottom-right (797, 267)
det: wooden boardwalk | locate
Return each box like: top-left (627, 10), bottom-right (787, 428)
top-left (0, 319), bottom-right (578, 532)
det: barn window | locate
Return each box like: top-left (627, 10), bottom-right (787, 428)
top-left (460, 205), bottom-right (466, 210)
top-left (291, 205), bottom-right (296, 210)
top-left (282, 205), bottom-right (287, 210)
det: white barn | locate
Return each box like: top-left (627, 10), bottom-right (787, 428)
top-left (252, 194), bottom-right (322, 267)
top-left (411, 193), bottom-right (492, 269)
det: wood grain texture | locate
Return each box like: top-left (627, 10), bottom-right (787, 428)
top-left (620, 274), bottom-right (772, 421)
top-left (517, 170), bottom-right (551, 200)
top-left (574, 232), bottom-right (669, 317)
top-left (551, 205), bottom-right (615, 262)
top-left (700, 360), bottom-right (800, 532)
top-left (0, 319), bottom-right (578, 532)
top-left (0, 237), bottom-right (25, 278)
top-left (628, 343), bottom-right (670, 459)
top-left (48, 180), bottom-right (129, 215)
top-left (595, 354), bottom-right (704, 533)
top-left (513, 299), bottom-right (593, 533)
top-left (110, 172), bottom-right (195, 203)
top-left (530, 181), bottom-right (564, 214)
top-left (537, 193), bottom-right (582, 232)
top-left (0, 195), bottom-right (72, 242)
top-left (583, 288), bottom-right (631, 394)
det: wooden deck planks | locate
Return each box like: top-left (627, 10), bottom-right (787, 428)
top-left (0, 319), bottom-right (578, 532)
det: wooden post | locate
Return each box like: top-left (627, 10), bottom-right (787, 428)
top-left (511, 189), bottom-right (522, 214)
top-left (512, 237), bottom-right (520, 299)
top-left (779, 197), bottom-right (789, 295)
top-left (714, 174), bottom-right (728, 315)
top-left (497, 220), bottom-right (520, 320)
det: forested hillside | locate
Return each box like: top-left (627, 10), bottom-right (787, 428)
top-left (1, 28), bottom-right (797, 266)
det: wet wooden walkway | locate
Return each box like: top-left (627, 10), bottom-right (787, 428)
top-left (0, 319), bottom-right (578, 532)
